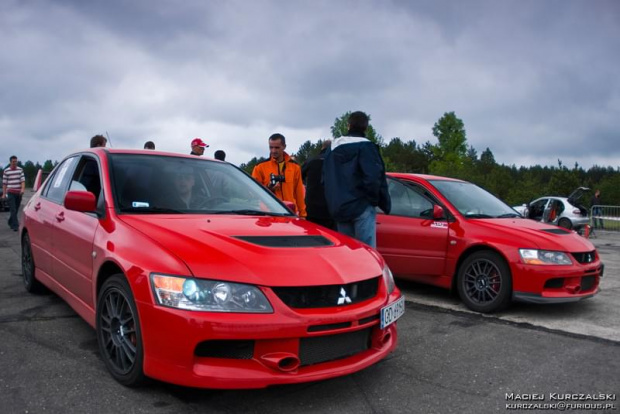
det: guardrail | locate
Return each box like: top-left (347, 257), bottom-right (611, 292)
top-left (590, 205), bottom-right (620, 233)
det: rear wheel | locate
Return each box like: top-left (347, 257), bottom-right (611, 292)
top-left (558, 218), bottom-right (572, 229)
top-left (96, 275), bottom-right (146, 386)
top-left (457, 251), bottom-right (512, 313)
top-left (22, 233), bottom-right (45, 293)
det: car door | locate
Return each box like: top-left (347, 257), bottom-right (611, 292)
top-left (26, 156), bottom-right (79, 278)
top-left (528, 198), bottom-right (549, 222)
top-left (51, 155), bottom-right (103, 307)
top-left (376, 178), bottom-right (449, 279)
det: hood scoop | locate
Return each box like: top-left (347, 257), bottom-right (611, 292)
top-left (234, 235), bottom-right (334, 248)
top-left (540, 228), bottom-right (570, 235)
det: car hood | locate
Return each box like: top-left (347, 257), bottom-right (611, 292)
top-left (119, 215), bottom-right (383, 287)
top-left (471, 218), bottom-right (595, 251)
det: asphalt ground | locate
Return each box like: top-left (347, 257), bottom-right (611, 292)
top-left (0, 191), bottom-right (618, 413)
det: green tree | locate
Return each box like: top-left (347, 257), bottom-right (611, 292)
top-left (330, 111), bottom-right (383, 145)
top-left (429, 112), bottom-right (468, 177)
top-left (239, 156), bottom-right (267, 175)
top-left (294, 140), bottom-right (324, 166)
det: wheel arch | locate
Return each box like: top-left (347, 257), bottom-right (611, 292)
top-left (96, 260), bottom-right (126, 301)
top-left (450, 244), bottom-right (512, 293)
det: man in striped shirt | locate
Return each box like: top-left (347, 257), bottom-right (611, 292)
top-left (2, 156), bottom-right (25, 231)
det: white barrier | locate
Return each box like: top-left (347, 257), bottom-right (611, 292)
top-left (590, 205), bottom-right (620, 232)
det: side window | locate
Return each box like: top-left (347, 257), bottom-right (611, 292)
top-left (73, 156), bottom-right (103, 203)
top-left (43, 156), bottom-right (79, 204)
top-left (387, 179), bottom-right (433, 218)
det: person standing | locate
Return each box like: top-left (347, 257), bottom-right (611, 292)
top-left (591, 189), bottom-right (603, 230)
top-left (2, 155), bottom-right (26, 231)
top-left (90, 134), bottom-right (107, 148)
top-left (144, 141), bottom-right (155, 150)
top-left (190, 138), bottom-right (208, 156)
top-left (252, 133), bottom-right (307, 218)
top-left (302, 140), bottom-right (335, 230)
top-left (323, 111), bottom-right (391, 248)
top-left (214, 150), bottom-right (226, 161)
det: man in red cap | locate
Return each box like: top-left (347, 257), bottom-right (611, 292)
top-left (190, 138), bottom-right (208, 156)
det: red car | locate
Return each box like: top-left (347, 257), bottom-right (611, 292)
top-left (21, 149), bottom-right (404, 389)
top-left (377, 173), bottom-right (603, 313)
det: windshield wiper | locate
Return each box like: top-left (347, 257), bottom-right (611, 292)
top-left (119, 206), bottom-right (183, 214)
top-left (211, 209), bottom-right (290, 216)
top-left (496, 213), bottom-right (521, 218)
top-left (464, 213), bottom-right (494, 218)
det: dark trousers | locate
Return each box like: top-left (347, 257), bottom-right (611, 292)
top-left (307, 216), bottom-right (336, 231)
top-left (7, 192), bottom-right (22, 230)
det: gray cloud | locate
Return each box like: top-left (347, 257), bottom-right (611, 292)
top-left (0, 0), bottom-right (618, 169)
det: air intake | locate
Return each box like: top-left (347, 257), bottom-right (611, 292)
top-left (234, 235), bottom-right (334, 247)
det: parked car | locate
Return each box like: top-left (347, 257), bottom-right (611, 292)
top-left (21, 149), bottom-right (404, 389)
top-left (376, 174), bottom-right (603, 313)
top-left (512, 187), bottom-right (590, 231)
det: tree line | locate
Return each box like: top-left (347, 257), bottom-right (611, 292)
top-left (240, 111), bottom-right (620, 207)
top-left (6, 111), bottom-right (619, 207)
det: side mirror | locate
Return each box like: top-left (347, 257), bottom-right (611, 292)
top-left (433, 204), bottom-right (445, 219)
top-left (64, 191), bottom-right (96, 213)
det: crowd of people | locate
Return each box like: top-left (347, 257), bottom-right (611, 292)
top-left (3, 111), bottom-right (393, 248)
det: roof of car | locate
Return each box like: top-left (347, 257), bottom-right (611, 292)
top-left (387, 172), bottom-right (465, 182)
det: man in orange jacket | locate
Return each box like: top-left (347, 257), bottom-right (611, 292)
top-left (252, 133), bottom-right (307, 218)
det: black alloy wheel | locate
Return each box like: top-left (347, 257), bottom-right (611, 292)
top-left (558, 218), bottom-right (572, 230)
top-left (22, 233), bottom-right (44, 293)
top-left (457, 251), bottom-right (512, 313)
top-left (96, 275), bottom-right (145, 386)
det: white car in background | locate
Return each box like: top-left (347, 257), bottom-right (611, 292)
top-left (513, 187), bottom-right (590, 230)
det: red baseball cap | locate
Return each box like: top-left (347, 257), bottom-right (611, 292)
top-left (191, 138), bottom-right (209, 148)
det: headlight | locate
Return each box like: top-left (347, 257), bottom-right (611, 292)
top-left (382, 264), bottom-right (395, 294)
top-left (151, 274), bottom-right (273, 313)
top-left (519, 249), bottom-right (573, 265)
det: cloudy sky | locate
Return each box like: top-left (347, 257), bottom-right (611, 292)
top-left (1, 0), bottom-right (619, 169)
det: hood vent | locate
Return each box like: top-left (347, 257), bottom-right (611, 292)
top-left (540, 228), bottom-right (570, 235)
top-left (234, 235), bottom-right (334, 248)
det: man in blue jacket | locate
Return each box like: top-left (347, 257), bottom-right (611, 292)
top-left (323, 111), bottom-right (391, 248)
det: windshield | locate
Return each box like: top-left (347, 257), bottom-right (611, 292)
top-left (429, 179), bottom-right (520, 219)
top-left (109, 154), bottom-right (292, 216)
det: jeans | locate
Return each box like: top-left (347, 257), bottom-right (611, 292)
top-left (336, 205), bottom-right (377, 248)
top-left (7, 192), bottom-right (22, 231)
top-left (592, 207), bottom-right (604, 229)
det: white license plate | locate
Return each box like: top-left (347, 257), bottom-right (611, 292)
top-left (380, 296), bottom-right (405, 329)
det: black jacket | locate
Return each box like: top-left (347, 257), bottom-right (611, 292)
top-left (323, 135), bottom-right (391, 222)
top-left (302, 148), bottom-right (330, 220)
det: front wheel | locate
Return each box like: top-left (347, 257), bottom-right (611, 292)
top-left (96, 275), bottom-right (146, 386)
top-left (457, 251), bottom-right (512, 313)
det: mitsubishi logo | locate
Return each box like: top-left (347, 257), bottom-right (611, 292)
top-left (337, 287), bottom-right (352, 305)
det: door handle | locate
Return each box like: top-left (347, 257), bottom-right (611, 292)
top-left (55, 212), bottom-right (65, 222)
top-left (34, 202), bottom-right (41, 211)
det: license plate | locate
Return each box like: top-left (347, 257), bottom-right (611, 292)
top-left (380, 296), bottom-right (405, 329)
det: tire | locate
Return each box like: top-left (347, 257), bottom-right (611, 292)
top-left (558, 218), bottom-right (572, 230)
top-left (22, 233), bottom-right (45, 293)
top-left (96, 275), bottom-right (146, 387)
top-left (457, 251), bottom-right (512, 313)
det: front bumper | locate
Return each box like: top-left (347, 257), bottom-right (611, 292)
top-left (137, 290), bottom-right (402, 389)
top-left (511, 259), bottom-right (603, 304)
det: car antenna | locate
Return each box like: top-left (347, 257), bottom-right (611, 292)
top-left (105, 131), bottom-right (113, 147)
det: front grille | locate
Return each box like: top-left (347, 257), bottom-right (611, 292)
top-left (572, 251), bottom-right (596, 264)
top-left (544, 278), bottom-right (564, 289)
top-left (272, 277), bottom-right (379, 309)
top-left (195, 340), bottom-right (254, 359)
top-left (299, 328), bottom-right (372, 366)
top-left (234, 235), bottom-right (334, 247)
top-left (581, 276), bottom-right (596, 291)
